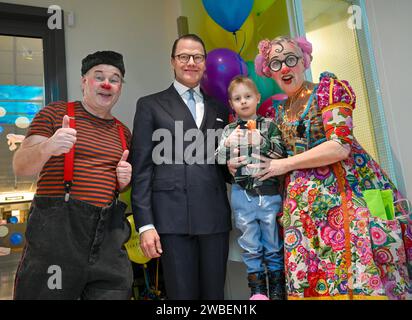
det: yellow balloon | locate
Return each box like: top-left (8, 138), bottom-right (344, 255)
top-left (204, 14), bottom-right (254, 54)
top-left (119, 188), bottom-right (131, 212)
top-left (125, 215), bottom-right (151, 264)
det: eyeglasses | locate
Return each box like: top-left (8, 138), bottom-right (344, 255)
top-left (174, 53), bottom-right (205, 64)
top-left (269, 54), bottom-right (301, 72)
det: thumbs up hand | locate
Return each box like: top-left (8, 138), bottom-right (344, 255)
top-left (116, 150), bottom-right (131, 190)
top-left (62, 114), bottom-right (71, 129)
top-left (44, 115), bottom-right (77, 156)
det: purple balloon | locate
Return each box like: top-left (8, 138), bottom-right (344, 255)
top-left (201, 48), bottom-right (248, 107)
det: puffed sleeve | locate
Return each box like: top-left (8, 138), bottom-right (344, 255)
top-left (316, 72), bottom-right (356, 146)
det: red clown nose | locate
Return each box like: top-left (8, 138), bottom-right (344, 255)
top-left (100, 83), bottom-right (112, 90)
top-left (281, 66), bottom-right (291, 74)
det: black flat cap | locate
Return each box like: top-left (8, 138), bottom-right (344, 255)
top-left (81, 50), bottom-right (125, 77)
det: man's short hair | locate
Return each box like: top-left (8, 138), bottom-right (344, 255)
top-left (171, 34), bottom-right (207, 58)
top-left (81, 51), bottom-right (125, 77)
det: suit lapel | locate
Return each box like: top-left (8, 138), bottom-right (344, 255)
top-left (158, 85), bottom-right (197, 131)
top-left (200, 93), bottom-right (217, 133)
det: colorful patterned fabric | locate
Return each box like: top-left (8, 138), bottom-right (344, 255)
top-left (274, 72), bottom-right (411, 300)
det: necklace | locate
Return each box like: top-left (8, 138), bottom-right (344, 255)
top-left (284, 82), bottom-right (314, 122)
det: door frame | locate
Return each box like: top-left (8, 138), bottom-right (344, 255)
top-left (0, 2), bottom-right (67, 104)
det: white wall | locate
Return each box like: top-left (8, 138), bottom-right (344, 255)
top-left (365, 0), bottom-right (412, 200)
top-left (3, 0), bottom-right (409, 197)
top-left (1, 0), bottom-right (181, 129)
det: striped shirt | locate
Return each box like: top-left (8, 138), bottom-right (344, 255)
top-left (27, 101), bottom-right (131, 207)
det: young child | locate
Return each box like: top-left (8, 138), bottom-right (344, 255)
top-left (216, 76), bottom-right (286, 300)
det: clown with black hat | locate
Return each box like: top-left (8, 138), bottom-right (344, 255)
top-left (13, 50), bottom-right (134, 300)
top-left (80, 50), bottom-right (125, 118)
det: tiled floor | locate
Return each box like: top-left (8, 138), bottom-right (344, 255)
top-left (0, 252), bottom-right (21, 300)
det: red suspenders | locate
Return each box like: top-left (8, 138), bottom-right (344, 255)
top-left (63, 102), bottom-right (76, 201)
top-left (63, 102), bottom-right (127, 202)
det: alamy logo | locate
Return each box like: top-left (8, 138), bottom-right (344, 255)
top-left (47, 5), bottom-right (63, 30)
top-left (152, 122), bottom-right (225, 165)
top-left (47, 265), bottom-right (62, 290)
top-left (150, 122), bottom-right (263, 165)
top-left (347, 5), bottom-right (362, 30)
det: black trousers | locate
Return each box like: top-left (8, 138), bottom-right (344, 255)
top-left (14, 196), bottom-right (133, 300)
top-left (160, 232), bottom-right (229, 300)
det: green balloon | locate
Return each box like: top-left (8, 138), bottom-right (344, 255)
top-left (252, 0), bottom-right (276, 16)
top-left (246, 61), bottom-right (282, 108)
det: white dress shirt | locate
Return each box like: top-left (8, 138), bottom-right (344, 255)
top-left (173, 80), bottom-right (205, 128)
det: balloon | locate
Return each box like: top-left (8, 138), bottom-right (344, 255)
top-left (10, 232), bottom-right (23, 246)
top-left (119, 188), bottom-right (131, 212)
top-left (8, 216), bottom-right (18, 224)
top-left (246, 61), bottom-right (283, 107)
top-left (252, 0), bottom-right (277, 16)
top-left (26, 104), bottom-right (39, 115)
top-left (202, 0), bottom-right (254, 33)
top-left (257, 93), bottom-right (289, 118)
top-left (124, 215), bottom-right (151, 264)
top-left (204, 14), bottom-right (254, 54)
top-left (0, 225), bottom-right (9, 238)
top-left (201, 48), bottom-right (248, 107)
top-left (257, 96), bottom-right (276, 118)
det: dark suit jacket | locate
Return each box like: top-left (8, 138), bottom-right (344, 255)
top-left (131, 84), bottom-right (232, 235)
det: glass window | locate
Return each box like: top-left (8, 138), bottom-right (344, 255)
top-left (0, 36), bottom-right (44, 194)
top-left (296, 0), bottom-right (396, 181)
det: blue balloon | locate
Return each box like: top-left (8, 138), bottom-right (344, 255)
top-left (8, 216), bottom-right (18, 224)
top-left (202, 0), bottom-right (254, 33)
top-left (26, 103), bottom-right (39, 115)
top-left (10, 232), bottom-right (23, 245)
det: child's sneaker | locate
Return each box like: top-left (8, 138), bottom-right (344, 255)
top-left (247, 272), bottom-right (268, 300)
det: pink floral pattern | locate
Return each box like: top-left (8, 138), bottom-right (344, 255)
top-left (276, 72), bottom-right (412, 300)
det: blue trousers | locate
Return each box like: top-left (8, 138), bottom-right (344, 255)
top-left (231, 184), bottom-right (284, 274)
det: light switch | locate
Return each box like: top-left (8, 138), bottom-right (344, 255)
top-left (67, 11), bottom-right (75, 27)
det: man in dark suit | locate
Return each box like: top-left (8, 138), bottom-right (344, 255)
top-left (131, 34), bottom-right (231, 300)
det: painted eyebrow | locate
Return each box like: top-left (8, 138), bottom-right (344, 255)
top-left (272, 52), bottom-right (296, 59)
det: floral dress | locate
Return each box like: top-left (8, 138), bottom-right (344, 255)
top-left (274, 72), bottom-right (412, 300)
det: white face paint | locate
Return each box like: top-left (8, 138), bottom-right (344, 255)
top-left (269, 41), bottom-right (306, 97)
